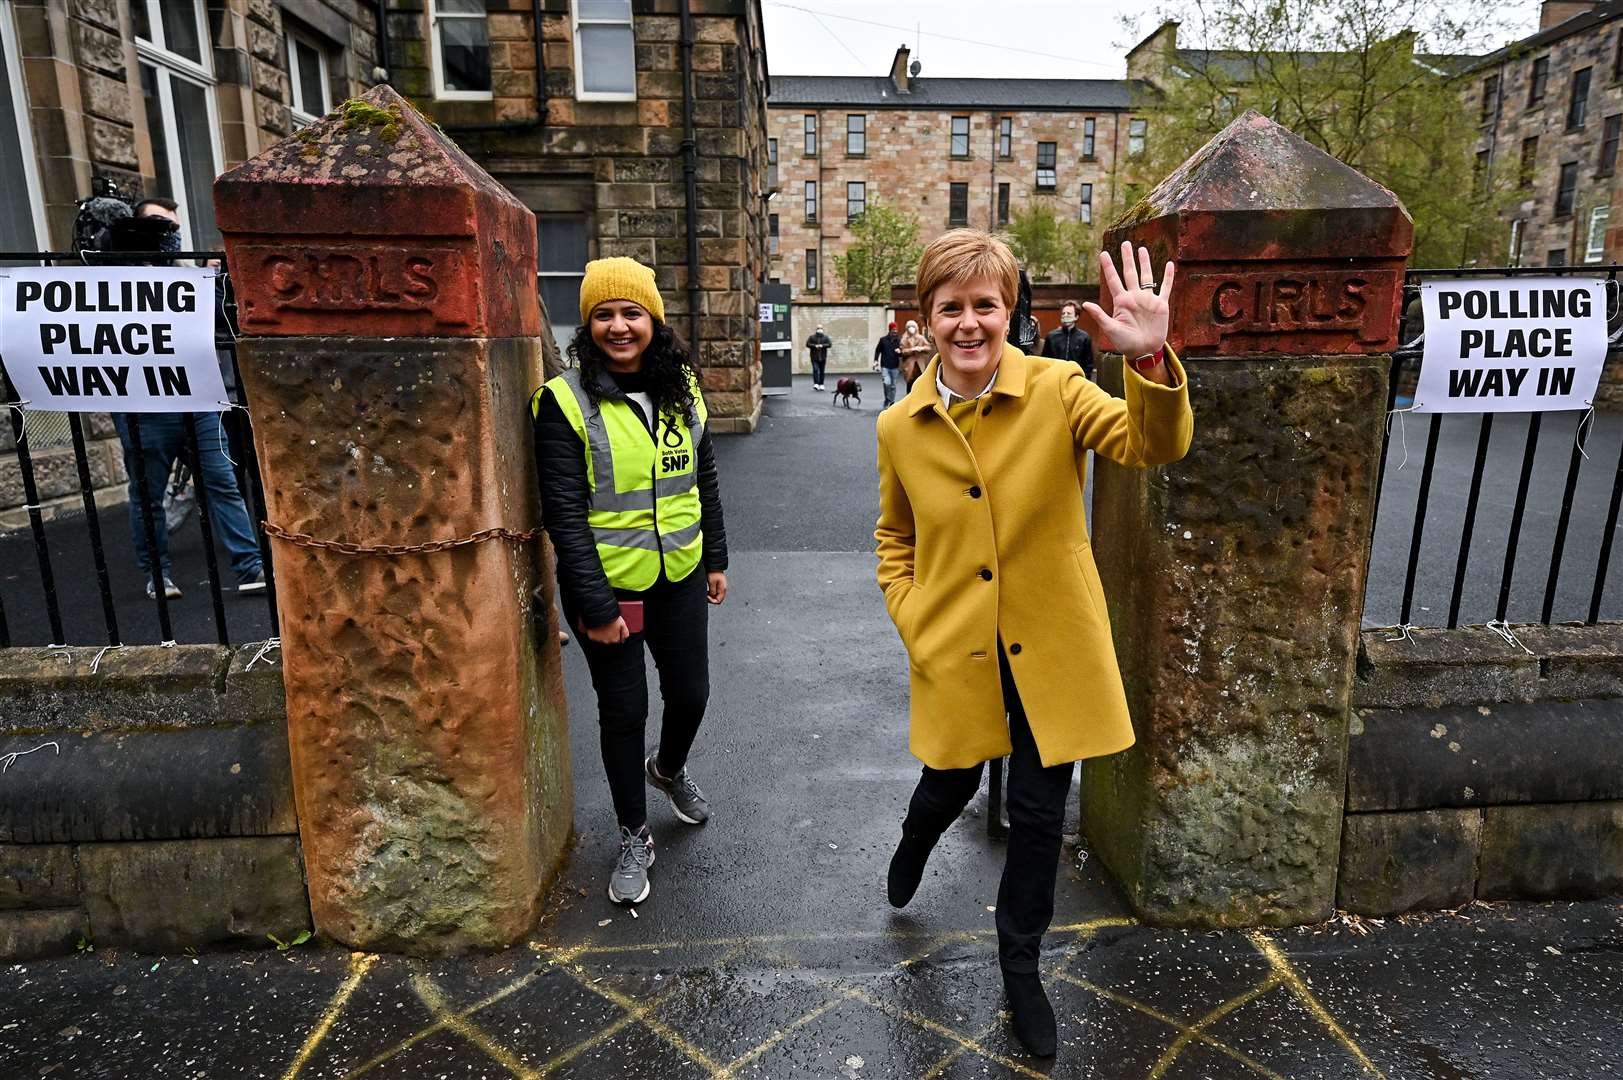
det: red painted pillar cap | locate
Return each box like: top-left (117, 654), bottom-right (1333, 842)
top-left (1104, 110), bottom-right (1414, 357)
top-left (214, 84), bottom-right (540, 338)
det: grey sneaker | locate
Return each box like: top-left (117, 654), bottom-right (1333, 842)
top-left (237, 569), bottom-right (267, 594)
top-left (146, 575), bottom-right (181, 600)
top-left (646, 756), bottom-right (710, 825)
top-left (608, 825), bottom-right (654, 905)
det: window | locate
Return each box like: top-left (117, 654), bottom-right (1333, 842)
top-left (1615, 30), bottom-right (1623, 81)
top-left (1083, 116), bottom-right (1096, 158)
top-left (1473, 149), bottom-right (1490, 195)
top-left (1547, 248), bottom-right (1567, 266)
top-left (1601, 115), bottom-right (1621, 176)
top-left (768, 137), bottom-right (777, 165)
top-left (1519, 136), bottom-right (1538, 187)
top-left (537, 215), bottom-right (588, 351)
top-left (1036, 142), bottom-right (1056, 189)
top-left (998, 117), bottom-right (1011, 158)
top-left (134, 0), bottom-right (223, 247)
top-left (767, 136), bottom-right (778, 190)
top-left (431, 0), bottom-right (492, 99)
top-left (1529, 55), bottom-right (1549, 105)
top-left (846, 180), bottom-right (865, 222)
top-left (804, 179), bottom-right (817, 222)
top-left (769, 213), bottom-right (778, 255)
top-left (286, 29), bottom-right (330, 126)
top-left (1080, 183), bottom-right (1092, 224)
top-left (805, 248), bottom-right (819, 292)
top-left (1, 2), bottom-right (46, 249)
top-left (1567, 67), bottom-right (1592, 131)
top-left (951, 116), bottom-right (969, 157)
top-left (1480, 73), bottom-right (1498, 123)
top-left (804, 114), bottom-right (817, 156)
top-left (948, 182), bottom-right (968, 226)
top-left (846, 114), bottom-right (865, 155)
top-left (1587, 206), bottom-right (1610, 262)
top-left (1555, 161), bottom-right (1578, 217)
top-left (1508, 218), bottom-right (1524, 267)
top-left (1128, 117), bottom-right (1147, 156)
top-left (997, 183), bottom-right (1010, 226)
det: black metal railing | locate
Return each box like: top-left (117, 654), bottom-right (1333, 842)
top-left (1366, 265), bottom-right (1623, 630)
top-left (0, 251), bottom-right (278, 649)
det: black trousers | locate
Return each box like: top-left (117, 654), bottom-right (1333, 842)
top-left (810, 355), bottom-right (827, 385)
top-left (902, 650), bottom-right (1074, 973)
top-left (565, 568), bottom-right (710, 831)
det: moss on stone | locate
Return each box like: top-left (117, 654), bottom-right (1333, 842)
top-left (338, 99), bottom-right (405, 144)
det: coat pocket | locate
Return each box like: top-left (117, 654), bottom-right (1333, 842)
top-left (896, 580), bottom-right (924, 640)
top-left (1070, 544), bottom-right (1108, 623)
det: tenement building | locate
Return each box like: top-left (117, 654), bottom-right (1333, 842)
top-left (385, 0), bottom-right (772, 430)
top-left (766, 46), bottom-right (1152, 368)
top-left (1461, 0), bottom-right (1622, 266)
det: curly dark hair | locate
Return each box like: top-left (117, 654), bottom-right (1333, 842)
top-left (568, 318), bottom-right (699, 427)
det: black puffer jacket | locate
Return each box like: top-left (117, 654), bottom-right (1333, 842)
top-left (534, 369), bottom-right (728, 627)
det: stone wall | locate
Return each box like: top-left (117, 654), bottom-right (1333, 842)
top-left (1339, 623), bottom-right (1623, 915)
top-left (387, 0), bottom-right (770, 432)
top-left (0, 643), bottom-right (309, 960)
top-left (788, 302), bottom-right (889, 374)
top-left (769, 102), bottom-right (1141, 305)
top-left (0, 413), bottom-right (126, 531)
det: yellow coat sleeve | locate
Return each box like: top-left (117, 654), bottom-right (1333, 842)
top-left (1061, 345), bottom-right (1194, 468)
top-left (873, 419), bottom-right (916, 628)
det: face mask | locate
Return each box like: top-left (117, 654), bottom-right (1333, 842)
top-left (158, 227), bottom-right (182, 253)
top-left (1060, 313), bottom-right (1076, 327)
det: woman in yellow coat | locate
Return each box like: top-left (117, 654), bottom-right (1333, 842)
top-left (875, 230), bottom-right (1192, 1058)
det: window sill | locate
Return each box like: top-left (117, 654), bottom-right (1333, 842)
top-left (435, 90), bottom-right (495, 102)
top-left (951, 154), bottom-right (970, 160)
top-left (577, 91), bottom-right (637, 103)
top-left (845, 152), bottom-right (866, 159)
top-left (948, 220), bottom-right (969, 228)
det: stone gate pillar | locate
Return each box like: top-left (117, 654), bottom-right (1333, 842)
top-left (1083, 111), bottom-right (1412, 927)
top-left (213, 86), bottom-right (572, 952)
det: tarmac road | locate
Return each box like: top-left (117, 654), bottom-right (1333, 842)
top-left (1, 374), bottom-right (1620, 1078)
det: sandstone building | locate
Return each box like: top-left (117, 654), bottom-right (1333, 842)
top-left (1460, 0), bottom-right (1621, 267)
top-left (766, 46), bottom-right (1152, 369)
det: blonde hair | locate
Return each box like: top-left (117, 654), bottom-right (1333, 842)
top-left (916, 229), bottom-right (1019, 316)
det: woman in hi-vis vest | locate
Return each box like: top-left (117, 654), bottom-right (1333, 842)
top-left (532, 257), bottom-right (729, 906)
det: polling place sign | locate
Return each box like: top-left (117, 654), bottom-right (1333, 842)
top-left (0, 265), bottom-right (227, 412)
top-left (1414, 277), bottom-right (1608, 413)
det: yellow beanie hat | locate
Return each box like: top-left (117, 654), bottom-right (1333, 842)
top-left (578, 257), bottom-right (665, 325)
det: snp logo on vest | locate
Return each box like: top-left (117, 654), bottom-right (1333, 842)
top-left (659, 417), bottom-right (691, 475)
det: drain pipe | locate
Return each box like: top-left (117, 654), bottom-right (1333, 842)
top-left (372, 0), bottom-right (391, 83)
top-left (679, 0), bottom-right (702, 354)
top-left (442, 0), bottom-right (549, 134)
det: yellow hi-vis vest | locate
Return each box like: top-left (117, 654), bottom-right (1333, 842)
top-left (534, 367), bottom-right (707, 590)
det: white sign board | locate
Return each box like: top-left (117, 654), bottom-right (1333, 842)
top-left (0, 266), bottom-right (227, 413)
top-left (1414, 277), bottom-right (1608, 413)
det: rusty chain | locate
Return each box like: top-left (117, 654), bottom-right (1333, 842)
top-left (261, 520), bottom-right (543, 557)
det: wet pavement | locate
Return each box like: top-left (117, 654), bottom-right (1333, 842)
top-left (2, 375), bottom-right (1622, 1078)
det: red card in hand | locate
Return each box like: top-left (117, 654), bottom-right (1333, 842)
top-left (580, 601), bottom-right (644, 635)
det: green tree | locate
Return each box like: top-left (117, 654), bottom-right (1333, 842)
top-left (1002, 202), bottom-right (1097, 284)
top-left (833, 201), bottom-right (923, 302)
top-left (1130, 0), bottom-right (1522, 266)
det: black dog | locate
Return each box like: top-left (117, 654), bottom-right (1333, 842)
top-left (832, 377), bottom-right (862, 408)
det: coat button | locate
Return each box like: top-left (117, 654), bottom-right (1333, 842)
top-left (979, 568), bottom-right (993, 581)
top-left (1009, 643), bottom-right (1022, 655)
top-left (969, 485), bottom-right (982, 498)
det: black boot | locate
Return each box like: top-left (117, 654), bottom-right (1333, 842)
top-left (1003, 968), bottom-right (1056, 1057)
top-left (886, 827), bottom-right (936, 908)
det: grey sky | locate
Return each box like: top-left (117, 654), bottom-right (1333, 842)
top-left (761, 0), bottom-right (1547, 81)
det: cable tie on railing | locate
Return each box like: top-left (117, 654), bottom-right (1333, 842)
top-left (160, 639), bottom-right (177, 648)
top-left (1385, 404), bottom-right (1418, 472)
top-left (212, 407), bottom-right (241, 469)
top-left (1383, 624), bottom-right (1416, 644)
top-left (246, 637), bottom-right (281, 670)
top-left (4, 399), bottom-right (31, 446)
top-left (1574, 403), bottom-right (1595, 462)
top-left (1485, 619), bottom-right (1535, 655)
top-left (90, 643), bottom-right (124, 674)
top-left (0, 741), bottom-right (59, 774)
top-left (44, 643), bottom-right (71, 661)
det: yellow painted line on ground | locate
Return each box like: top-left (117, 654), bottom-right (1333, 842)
top-left (1050, 970), bottom-right (1289, 1080)
top-left (841, 986), bottom-right (1051, 1080)
top-left (343, 945), bottom-right (585, 1078)
top-left (1146, 975), bottom-right (1283, 1080)
top-left (414, 973), bottom-right (541, 1080)
top-left (1249, 932), bottom-right (1388, 1080)
top-left (918, 1018), bottom-right (1002, 1080)
top-left (561, 963), bottom-right (728, 1077)
top-left (280, 952), bottom-right (378, 1080)
top-left (719, 997), bottom-right (846, 1077)
top-left (537, 977), bottom-right (686, 1075)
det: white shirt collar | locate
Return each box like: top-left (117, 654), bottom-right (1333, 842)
top-left (936, 365), bottom-right (998, 409)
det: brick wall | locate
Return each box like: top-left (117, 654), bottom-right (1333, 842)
top-left (769, 102), bottom-right (1140, 304)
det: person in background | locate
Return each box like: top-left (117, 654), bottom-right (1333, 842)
top-left (1041, 299), bottom-right (1095, 379)
top-left (806, 324), bottom-right (833, 391)
top-left (107, 197), bottom-right (266, 600)
top-left (899, 320), bottom-right (932, 392)
top-left (873, 321), bottom-right (903, 407)
top-left (532, 257), bottom-right (729, 907)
